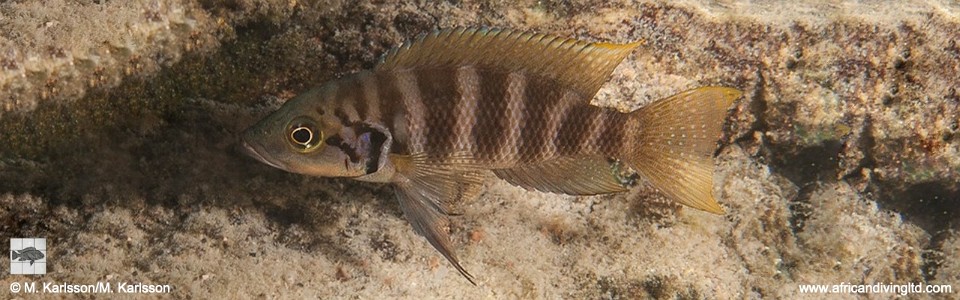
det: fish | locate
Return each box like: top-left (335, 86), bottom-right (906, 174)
top-left (241, 28), bottom-right (741, 284)
top-left (12, 247), bottom-right (45, 265)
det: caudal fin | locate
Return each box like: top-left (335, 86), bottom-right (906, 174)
top-left (624, 87), bottom-right (741, 214)
top-left (11, 250), bottom-right (20, 260)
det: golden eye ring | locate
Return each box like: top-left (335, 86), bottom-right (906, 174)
top-left (287, 117), bottom-right (324, 152)
top-left (290, 126), bottom-right (313, 145)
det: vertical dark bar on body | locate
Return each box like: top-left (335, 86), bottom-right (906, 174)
top-left (600, 113), bottom-right (629, 158)
top-left (555, 104), bottom-right (597, 156)
top-left (473, 69), bottom-right (511, 162)
top-left (415, 68), bottom-right (461, 156)
top-left (517, 76), bottom-right (580, 163)
top-left (377, 72), bottom-right (407, 153)
top-left (358, 71), bottom-right (381, 123)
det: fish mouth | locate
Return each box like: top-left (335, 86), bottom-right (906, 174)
top-left (240, 138), bottom-right (285, 170)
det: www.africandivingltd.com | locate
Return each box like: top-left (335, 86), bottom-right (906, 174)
top-left (799, 282), bottom-right (953, 296)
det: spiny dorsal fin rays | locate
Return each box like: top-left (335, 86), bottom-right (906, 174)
top-left (376, 27), bottom-right (642, 98)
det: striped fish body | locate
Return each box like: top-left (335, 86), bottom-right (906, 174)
top-left (322, 68), bottom-right (629, 170)
top-left (241, 28), bottom-right (741, 284)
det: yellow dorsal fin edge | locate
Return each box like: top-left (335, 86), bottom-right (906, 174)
top-left (376, 27), bottom-right (643, 98)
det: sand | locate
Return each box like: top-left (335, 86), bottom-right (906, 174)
top-left (1, 0), bottom-right (957, 298)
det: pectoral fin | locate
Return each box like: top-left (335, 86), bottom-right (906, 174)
top-left (396, 182), bottom-right (477, 285)
top-left (391, 152), bottom-right (486, 214)
top-left (390, 151), bottom-right (486, 284)
top-left (493, 155), bottom-right (630, 195)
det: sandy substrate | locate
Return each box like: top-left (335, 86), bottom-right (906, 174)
top-left (1, 0), bottom-right (958, 298)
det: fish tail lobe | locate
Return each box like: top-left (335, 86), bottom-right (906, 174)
top-left (623, 87), bottom-right (741, 214)
top-left (12, 250), bottom-right (20, 260)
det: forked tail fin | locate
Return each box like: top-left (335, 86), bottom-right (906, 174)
top-left (624, 87), bottom-right (741, 214)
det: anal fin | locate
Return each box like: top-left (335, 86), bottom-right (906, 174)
top-left (493, 155), bottom-right (629, 195)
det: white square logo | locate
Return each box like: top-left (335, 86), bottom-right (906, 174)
top-left (10, 238), bottom-right (46, 275)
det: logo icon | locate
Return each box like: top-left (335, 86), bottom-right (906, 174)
top-left (10, 238), bottom-right (46, 275)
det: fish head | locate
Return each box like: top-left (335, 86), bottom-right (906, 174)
top-left (242, 84), bottom-right (392, 179)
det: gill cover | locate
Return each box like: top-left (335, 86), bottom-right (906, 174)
top-left (241, 83), bottom-right (391, 179)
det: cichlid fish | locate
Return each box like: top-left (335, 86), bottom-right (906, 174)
top-left (241, 28), bottom-right (741, 284)
top-left (12, 247), bottom-right (45, 265)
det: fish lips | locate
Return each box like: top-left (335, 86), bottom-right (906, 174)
top-left (240, 138), bottom-right (286, 170)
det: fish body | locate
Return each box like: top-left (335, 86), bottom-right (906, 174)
top-left (12, 247), bottom-right (44, 265)
top-left (242, 28), bottom-right (741, 284)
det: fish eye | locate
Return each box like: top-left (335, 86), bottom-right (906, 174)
top-left (287, 117), bottom-right (324, 152)
top-left (291, 127), bottom-right (313, 144)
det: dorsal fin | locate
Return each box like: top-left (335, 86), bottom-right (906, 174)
top-left (376, 28), bottom-right (642, 97)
